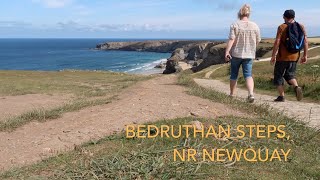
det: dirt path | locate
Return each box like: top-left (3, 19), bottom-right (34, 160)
top-left (0, 75), bottom-right (246, 172)
top-left (194, 78), bottom-right (320, 128)
top-left (199, 46), bottom-right (320, 128)
top-left (0, 94), bottom-right (71, 121)
top-left (203, 46), bottom-right (320, 79)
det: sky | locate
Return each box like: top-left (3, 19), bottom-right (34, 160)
top-left (0, 0), bottom-right (319, 38)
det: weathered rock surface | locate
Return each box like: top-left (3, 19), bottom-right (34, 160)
top-left (163, 60), bottom-right (179, 74)
top-left (154, 61), bottom-right (166, 69)
top-left (186, 43), bottom-right (208, 60)
top-left (192, 43), bottom-right (226, 72)
top-left (96, 40), bottom-right (273, 74)
top-left (256, 46), bottom-right (273, 58)
top-left (162, 48), bottom-right (186, 74)
top-left (162, 42), bottom-right (225, 73)
top-left (96, 40), bottom-right (212, 53)
top-left (168, 48), bottom-right (185, 61)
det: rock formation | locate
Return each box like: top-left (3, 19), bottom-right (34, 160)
top-left (96, 40), bottom-right (211, 53)
top-left (96, 40), bottom-right (273, 74)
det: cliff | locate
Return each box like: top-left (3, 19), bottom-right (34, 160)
top-left (96, 40), bottom-right (273, 74)
top-left (96, 40), bottom-right (218, 53)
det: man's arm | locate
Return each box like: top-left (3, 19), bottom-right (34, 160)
top-left (270, 27), bottom-right (282, 65)
top-left (301, 31), bottom-right (308, 64)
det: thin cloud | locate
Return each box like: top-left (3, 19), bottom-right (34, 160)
top-left (53, 21), bottom-right (172, 32)
top-left (73, 5), bottom-right (92, 16)
top-left (196, 0), bottom-right (240, 11)
top-left (0, 21), bottom-right (32, 28)
top-left (217, 0), bottom-right (240, 11)
top-left (198, 0), bottom-right (263, 11)
top-left (32, 0), bottom-right (74, 8)
top-left (114, 0), bottom-right (173, 9)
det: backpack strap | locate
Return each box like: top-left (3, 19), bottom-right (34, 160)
top-left (296, 22), bottom-right (304, 61)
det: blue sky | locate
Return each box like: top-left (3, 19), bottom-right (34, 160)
top-left (0, 0), bottom-right (319, 38)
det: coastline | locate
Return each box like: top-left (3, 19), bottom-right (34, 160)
top-left (0, 39), bottom-right (171, 73)
top-left (2, 38), bottom-right (318, 75)
top-left (132, 61), bottom-right (192, 75)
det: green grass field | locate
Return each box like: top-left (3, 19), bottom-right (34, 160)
top-left (0, 70), bottom-right (150, 97)
top-left (1, 71), bottom-right (319, 179)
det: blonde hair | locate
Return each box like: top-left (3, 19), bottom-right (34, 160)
top-left (238, 4), bottom-right (251, 19)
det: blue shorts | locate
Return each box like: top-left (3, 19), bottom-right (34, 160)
top-left (230, 57), bottom-right (253, 80)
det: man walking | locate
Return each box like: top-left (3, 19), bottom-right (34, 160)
top-left (270, 9), bottom-right (308, 102)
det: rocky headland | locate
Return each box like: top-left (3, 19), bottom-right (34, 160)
top-left (96, 40), bottom-right (273, 74)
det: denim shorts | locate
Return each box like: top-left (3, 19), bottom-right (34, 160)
top-left (230, 57), bottom-right (253, 80)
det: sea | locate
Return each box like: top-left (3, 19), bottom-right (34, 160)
top-left (0, 38), bottom-right (172, 74)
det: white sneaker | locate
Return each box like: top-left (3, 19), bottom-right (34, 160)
top-left (248, 95), bottom-right (255, 103)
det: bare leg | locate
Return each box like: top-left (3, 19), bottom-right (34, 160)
top-left (277, 79), bottom-right (299, 96)
top-left (288, 78), bottom-right (303, 101)
top-left (245, 77), bottom-right (254, 96)
top-left (230, 80), bottom-right (237, 96)
top-left (277, 85), bottom-right (285, 97)
top-left (288, 79), bottom-right (298, 87)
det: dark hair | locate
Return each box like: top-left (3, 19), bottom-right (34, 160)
top-left (283, 9), bottom-right (295, 19)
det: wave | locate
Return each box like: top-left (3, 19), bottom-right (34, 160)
top-left (125, 58), bottom-right (167, 73)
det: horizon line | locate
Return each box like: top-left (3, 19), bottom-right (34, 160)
top-left (0, 36), bottom-right (319, 39)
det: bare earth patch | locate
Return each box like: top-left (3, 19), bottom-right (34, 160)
top-left (0, 75), bottom-right (246, 171)
top-left (0, 94), bottom-right (72, 121)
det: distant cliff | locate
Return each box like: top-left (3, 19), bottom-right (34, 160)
top-left (96, 40), bottom-right (219, 53)
top-left (96, 40), bottom-right (272, 74)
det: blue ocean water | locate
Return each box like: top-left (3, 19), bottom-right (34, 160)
top-left (0, 39), bottom-right (171, 74)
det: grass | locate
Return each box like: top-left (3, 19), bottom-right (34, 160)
top-left (0, 41), bottom-right (319, 179)
top-left (255, 38), bottom-right (320, 59)
top-left (1, 117), bottom-right (319, 179)
top-left (192, 64), bottom-right (226, 79)
top-left (209, 58), bottom-right (320, 102)
top-left (308, 46), bottom-right (320, 58)
top-left (0, 70), bottom-right (151, 130)
top-left (0, 97), bottom-right (115, 132)
top-left (0, 70), bottom-right (150, 97)
top-left (308, 37), bottom-right (320, 45)
top-left (1, 70), bottom-right (319, 179)
top-left (261, 37), bottom-right (320, 45)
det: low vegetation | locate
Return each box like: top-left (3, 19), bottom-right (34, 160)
top-left (0, 70), bottom-right (151, 131)
top-left (1, 38), bottom-right (319, 179)
top-left (0, 70), bottom-right (150, 97)
top-left (0, 97), bottom-right (114, 132)
top-left (1, 70), bottom-right (319, 179)
top-left (209, 53), bottom-right (320, 102)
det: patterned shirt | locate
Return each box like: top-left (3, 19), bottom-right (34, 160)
top-left (229, 20), bottom-right (261, 59)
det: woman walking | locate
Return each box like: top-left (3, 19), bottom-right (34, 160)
top-left (225, 4), bottom-right (261, 103)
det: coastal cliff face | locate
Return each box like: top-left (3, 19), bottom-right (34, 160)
top-left (191, 43), bottom-right (226, 72)
top-left (96, 41), bottom-right (272, 74)
top-left (96, 40), bottom-right (226, 73)
top-left (96, 40), bottom-right (213, 53)
top-left (164, 42), bottom-right (226, 73)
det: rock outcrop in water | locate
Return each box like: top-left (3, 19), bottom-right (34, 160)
top-left (163, 48), bottom-right (186, 74)
top-left (96, 40), bottom-right (272, 74)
